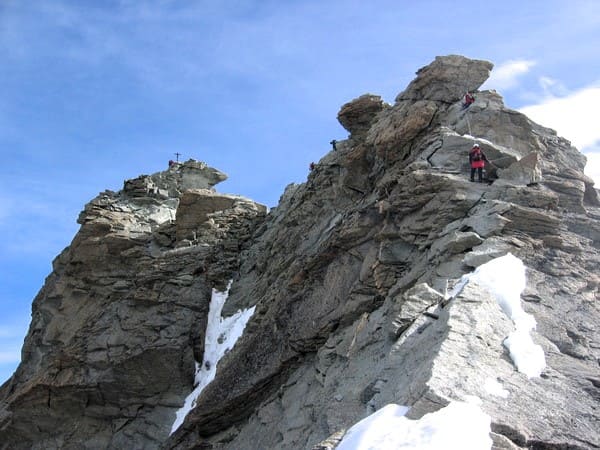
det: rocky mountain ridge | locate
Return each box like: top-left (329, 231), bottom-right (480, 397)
top-left (1, 55), bottom-right (599, 449)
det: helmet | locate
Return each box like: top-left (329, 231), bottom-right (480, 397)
top-left (473, 144), bottom-right (480, 148)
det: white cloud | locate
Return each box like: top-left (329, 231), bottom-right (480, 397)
top-left (519, 83), bottom-right (600, 186)
top-left (519, 84), bottom-right (600, 150)
top-left (482, 59), bottom-right (536, 91)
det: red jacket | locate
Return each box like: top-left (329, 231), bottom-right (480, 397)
top-left (469, 147), bottom-right (486, 168)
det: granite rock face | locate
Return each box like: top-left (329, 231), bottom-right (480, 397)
top-left (2, 56), bottom-right (599, 450)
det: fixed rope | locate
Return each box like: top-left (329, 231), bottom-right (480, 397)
top-left (465, 108), bottom-right (473, 139)
top-left (461, 87), bottom-right (476, 145)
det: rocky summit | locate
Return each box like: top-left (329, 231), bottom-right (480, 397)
top-left (1, 55), bottom-right (599, 450)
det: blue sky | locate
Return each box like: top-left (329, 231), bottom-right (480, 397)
top-left (1, 0), bottom-right (599, 383)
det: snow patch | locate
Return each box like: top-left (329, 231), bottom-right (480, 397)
top-left (453, 253), bottom-right (546, 378)
top-left (484, 378), bottom-right (509, 398)
top-left (170, 281), bottom-right (256, 434)
top-left (463, 134), bottom-right (496, 147)
top-left (337, 401), bottom-right (492, 450)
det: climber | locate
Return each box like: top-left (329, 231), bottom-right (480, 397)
top-left (469, 144), bottom-right (488, 182)
top-left (309, 162), bottom-right (316, 171)
top-left (330, 139), bottom-right (338, 151)
top-left (462, 92), bottom-right (475, 109)
top-left (168, 160), bottom-right (175, 168)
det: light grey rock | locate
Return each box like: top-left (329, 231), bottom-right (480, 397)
top-left (396, 54), bottom-right (493, 103)
top-left (389, 283), bottom-right (445, 339)
top-left (496, 152), bottom-right (542, 185)
top-left (175, 189), bottom-right (266, 242)
top-left (463, 237), bottom-right (515, 268)
top-left (430, 230), bottom-right (484, 257)
top-left (311, 430), bottom-right (346, 450)
top-left (123, 159), bottom-right (228, 200)
top-left (444, 91), bottom-right (544, 159)
top-left (542, 174), bottom-right (587, 213)
top-left (365, 99), bottom-right (438, 162)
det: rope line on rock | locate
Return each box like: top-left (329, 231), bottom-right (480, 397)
top-left (465, 108), bottom-right (473, 139)
top-left (461, 87), bottom-right (477, 145)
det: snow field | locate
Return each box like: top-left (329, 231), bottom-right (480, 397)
top-left (337, 401), bottom-right (492, 450)
top-left (334, 254), bottom-right (545, 449)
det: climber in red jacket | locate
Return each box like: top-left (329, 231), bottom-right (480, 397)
top-left (462, 92), bottom-right (475, 109)
top-left (469, 144), bottom-right (488, 182)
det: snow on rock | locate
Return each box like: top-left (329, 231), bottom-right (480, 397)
top-left (337, 401), bottom-right (492, 450)
top-left (170, 282), bottom-right (256, 434)
top-left (453, 253), bottom-right (546, 378)
top-left (484, 378), bottom-right (509, 398)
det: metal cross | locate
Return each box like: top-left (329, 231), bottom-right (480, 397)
top-left (174, 152), bottom-right (181, 162)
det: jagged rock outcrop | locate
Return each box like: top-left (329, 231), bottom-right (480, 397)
top-left (0, 160), bottom-right (265, 449)
top-left (396, 54), bottom-right (493, 102)
top-left (1, 56), bottom-right (599, 450)
top-left (337, 94), bottom-right (387, 139)
top-left (166, 56), bottom-right (599, 450)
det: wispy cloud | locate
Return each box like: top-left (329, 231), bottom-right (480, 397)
top-left (538, 76), bottom-right (570, 98)
top-left (0, 1), bottom-right (415, 103)
top-left (482, 59), bottom-right (536, 91)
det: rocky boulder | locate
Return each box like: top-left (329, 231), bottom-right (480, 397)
top-left (337, 94), bottom-right (387, 138)
top-left (396, 54), bottom-right (493, 103)
top-left (366, 100), bottom-right (438, 161)
top-left (496, 152), bottom-right (542, 185)
top-left (175, 190), bottom-right (266, 242)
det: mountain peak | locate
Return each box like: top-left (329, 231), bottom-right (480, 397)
top-left (1, 55), bottom-right (598, 450)
top-left (397, 54), bottom-right (494, 102)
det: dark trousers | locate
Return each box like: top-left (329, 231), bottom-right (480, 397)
top-left (470, 167), bottom-right (483, 181)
